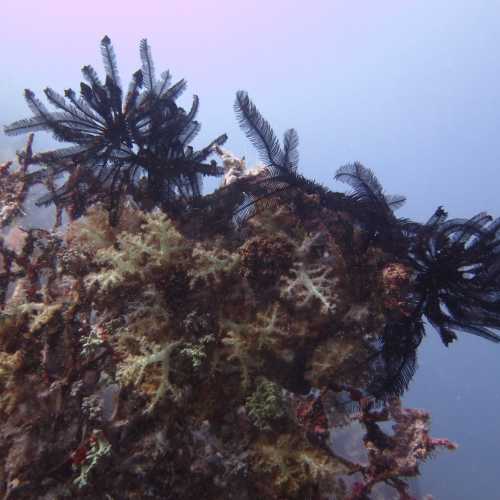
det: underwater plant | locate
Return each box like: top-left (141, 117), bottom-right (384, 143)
top-left (4, 36), bottom-right (227, 224)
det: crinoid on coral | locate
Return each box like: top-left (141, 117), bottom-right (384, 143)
top-left (4, 36), bottom-right (227, 224)
top-left (2, 39), bottom-right (494, 499)
top-left (334, 162), bottom-right (410, 255)
top-left (408, 206), bottom-right (500, 345)
top-left (363, 318), bottom-right (425, 405)
top-left (227, 91), bottom-right (340, 225)
top-left (225, 94), bottom-right (411, 258)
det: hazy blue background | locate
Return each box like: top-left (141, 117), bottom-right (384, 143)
top-left (2, 1), bottom-right (500, 498)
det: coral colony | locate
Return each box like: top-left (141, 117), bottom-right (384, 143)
top-left (1, 35), bottom-right (499, 499)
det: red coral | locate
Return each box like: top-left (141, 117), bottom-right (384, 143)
top-left (295, 395), bottom-right (329, 441)
top-left (70, 443), bottom-right (89, 466)
top-left (382, 263), bottom-right (410, 291)
top-left (344, 398), bottom-right (457, 499)
top-left (381, 263), bottom-right (413, 316)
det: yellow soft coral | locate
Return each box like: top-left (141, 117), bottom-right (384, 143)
top-left (0, 351), bottom-right (22, 384)
top-left (116, 338), bottom-right (182, 413)
top-left (253, 434), bottom-right (347, 497)
top-left (0, 350), bottom-right (23, 415)
top-left (222, 304), bottom-right (287, 386)
top-left (65, 202), bottom-right (144, 252)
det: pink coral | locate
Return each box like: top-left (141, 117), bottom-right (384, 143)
top-left (344, 398), bottom-right (457, 499)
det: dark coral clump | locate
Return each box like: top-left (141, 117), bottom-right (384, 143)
top-left (238, 232), bottom-right (295, 288)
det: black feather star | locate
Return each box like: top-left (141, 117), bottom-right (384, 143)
top-left (232, 91), bottom-right (343, 224)
top-left (365, 318), bottom-right (424, 404)
top-left (234, 90), bottom-right (299, 174)
top-left (409, 207), bottom-right (500, 345)
top-left (334, 162), bottom-right (406, 212)
top-left (334, 162), bottom-right (410, 253)
top-left (4, 36), bottom-right (227, 224)
top-left (232, 93), bottom-right (409, 236)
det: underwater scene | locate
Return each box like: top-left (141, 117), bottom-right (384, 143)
top-left (1, 2), bottom-right (499, 499)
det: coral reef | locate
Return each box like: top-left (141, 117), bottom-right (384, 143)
top-left (2, 37), bottom-right (499, 499)
top-left (0, 169), bottom-right (459, 499)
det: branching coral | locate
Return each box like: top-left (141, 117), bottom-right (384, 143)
top-left (86, 211), bottom-right (186, 293)
top-left (343, 398), bottom-right (457, 499)
top-left (0, 135), bottom-right (34, 228)
top-left (281, 262), bottom-right (338, 314)
top-left (221, 321), bottom-right (262, 387)
top-left (253, 433), bottom-right (348, 498)
top-left (306, 336), bottom-right (371, 389)
top-left (116, 338), bottom-right (182, 413)
top-left (222, 304), bottom-right (288, 386)
top-left (80, 324), bottom-right (107, 358)
top-left (188, 242), bottom-right (240, 288)
top-left (72, 430), bottom-right (112, 489)
top-left (214, 146), bottom-right (247, 186)
top-left (179, 334), bottom-right (214, 369)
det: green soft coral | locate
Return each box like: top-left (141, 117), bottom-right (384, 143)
top-left (116, 338), bottom-right (182, 413)
top-left (86, 212), bottom-right (186, 292)
top-left (179, 335), bottom-right (214, 369)
top-left (245, 378), bottom-right (287, 430)
top-left (73, 430), bottom-right (112, 489)
top-left (188, 242), bottom-right (240, 288)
